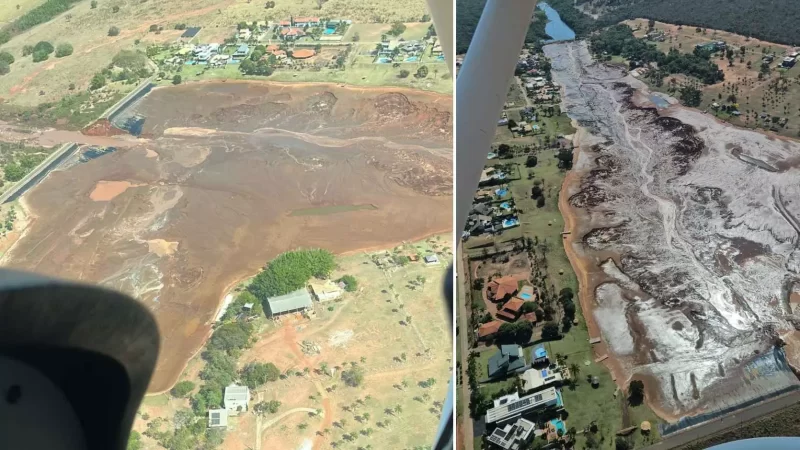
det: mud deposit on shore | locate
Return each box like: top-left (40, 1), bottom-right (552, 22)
top-left (2, 82), bottom-right (452, 392)
top-left (547, 42), bottom-right (800, 418)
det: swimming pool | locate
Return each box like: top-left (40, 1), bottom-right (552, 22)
top-left (405, 56), bottom-right (419, 62)
top-left (495, 188), bottom-right (508, 196)
top-left (519, 293), bottom-right (532, 300)
top-left (550, 419), bottom-right (566, 434)
top-left (324, 28), bottom-right (336, 35)
top-left (376, 57), bottom-right (392, 64)
top-left (499, 202), bottom-right (511, 210)
top-left (502, 218), bottom-right (519, 228)
top-left (436, 55), bottom-right (445, 61)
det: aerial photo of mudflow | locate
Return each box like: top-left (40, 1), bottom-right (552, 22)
top-left (0, 1), bottom-right (451, 449)
top-left (458, 1), bottom-right (800, 450)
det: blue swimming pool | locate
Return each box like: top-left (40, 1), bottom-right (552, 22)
top-left (550, 419), bottom-right (566, 434)
top-left (499, 202), bottom-right (511, 210)
top-left (376, 57), bottom-right (392, 64)
top-left (519, 293), bottom-right (532, 300)
top-left (436, 55), bottom-right (445, 61)
top-left (502, 218), bottom-right (519, 228)
top-left (324, 28), bottom-right (336, 35)
top-left (405, 56), bottom-right (419, 62)
top-left (495, 188), bottom-right (508, 196)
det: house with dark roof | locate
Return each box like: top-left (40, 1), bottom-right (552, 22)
top-left (181, 27), bottom-right (201, 39)
top-left (486, 277), bottom-right (518, 303)
top-left (488, 344), bottom-right (527, 379)
top-left (233, 44), bottom-right (250, 58)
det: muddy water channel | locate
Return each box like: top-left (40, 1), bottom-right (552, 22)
top-left (2, 82), bottom-right (453, 392)
top-left (547, 41), bottom-right (800, 419)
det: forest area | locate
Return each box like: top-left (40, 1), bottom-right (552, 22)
top-left (456, 0), bottom-right (799, 55)
top-left (456, 0), bottom-right (549, 54)
top-left (0, 0), bottom-right (83, 44)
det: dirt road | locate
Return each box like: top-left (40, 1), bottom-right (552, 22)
top-left (455, 247), bottom-right (474, 450)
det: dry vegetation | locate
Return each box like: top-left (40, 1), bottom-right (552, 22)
top-left (134, 236), bottom-right (452, 450)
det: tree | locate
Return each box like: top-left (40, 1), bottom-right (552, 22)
top-left (525, 155), bottom-right (538, 167)
top-left (679, 85), bottom-right (702, 107)
top-left (127, 430), bottom-right (142, 450)
top-left (22, 45), bottom-right (34, 56)
top-left (353, 32), bottom-right (360, 42)
top-left (191, 385), bottom-right (223, 415)
top-left (398, 69), bottom-right (410, 78)
top-left (629, 380), bottom-right (645, 406)
top-left (338, 275), bottom-right (358, 292)
top-left (91, 1), bottom-right (97, 8)
top-left (240, 362), bottom-right (280, 388)
top-left (542, 322), bottom-right (560, 340)
top-left (0, 61), bottom-right (8, 76)
top-left (569, 363), bottom-right (581, 380)
top-left (112, 5), bottom-right (119, 13)
top-left (55, 43), bottom-right (73, 58)
top-left (108, 26), bottom-right (120, 37)
top-left (536, 196), bottom-right (546, 208)
top-left (389, 22), bottom-right (407, 36)
top-left (249, 250), bottom-right (335, 301)
top-left (34, 41), bottom-right (54, 55)
top-left (32, 50), bottom-right (49, 62)
top-left (416, 65), bottom-right (429, 78)
top-left (531, 185), bottom-right (543, 199)
top-left (615, 437), bottom-right (631, 450)
top-left (208, 321), bottom-right (253, 354)
top-left (172, 74), bottom-right (182, 85)
top-left (171, 380), bottom-right (195, 397)
top-left (341, 365), bottom-right (365, 387)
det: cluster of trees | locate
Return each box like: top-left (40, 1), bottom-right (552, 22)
top-left (556, 148), bottom-right (574, 170)
top-left (240, 57), bottom-right (275, 77)
top-left (576, 0), bottom-right (800, 46)
top-left (388, 22), bottom-right (407, 37)
top-left (221, 291), bottom-right (263, 321)
top-left (531, 179), bottom-right (546, 208)
top-left (457, 0), bottom-right (556, 53)
top-left (680, 85), bottom-right (703, 107)
top-left (0, 0), bottom-right (82, 45)
top-left (3, 152), bottom-right (45, 182)
top-left (590, 25), bottom-right (724, 85)
top-left (248, 249), bottom-right (336, 301)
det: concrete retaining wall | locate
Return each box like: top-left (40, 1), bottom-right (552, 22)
top-left (102, 78), bottom-right (154, 122)
top-left (0, 143), bottom-right (80, 204)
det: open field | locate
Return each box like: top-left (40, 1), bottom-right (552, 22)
top-left (1, 81), bottom-right (452, 393)
top-left (0, 0), bottom-right (45, 24)
top-left (134, 235), bottom-right (452, 450)
top-left (623, 18), bottom-right (800, 139)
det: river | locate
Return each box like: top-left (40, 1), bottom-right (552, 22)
top-left (538, 2), bottom-right (576, 43)
top-left (545, 40), bottom-right (800, 422)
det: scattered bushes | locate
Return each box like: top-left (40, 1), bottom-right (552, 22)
top-left (33, 41), bottom-right (54, 55)
top-left (89, 73), bottom-right (105, 90)
top-left (0, 61), bottom-right (9, 76)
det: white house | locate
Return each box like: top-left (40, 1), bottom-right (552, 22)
top-left (208, 409), bottom-right (228, 428)
top-left (309, 280), bottom-right (343, 302)
top-left (238, 28), bottom-right (252, 40)
top-left (224, 384), bottom-right (250, 415)
top-left (424, 254), bottom-right (440, 265)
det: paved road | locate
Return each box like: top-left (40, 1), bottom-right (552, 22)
top-left (456, 246), bottom-right (474, 450)
top-left (643, 390), bottom-right (800, 450)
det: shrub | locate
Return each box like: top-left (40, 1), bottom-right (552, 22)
top-left (32, 50), bottom-right (48, 62)
top-left (149, 24), bottom-right (158, 32)
top-left (398, 69), bottom-right (410, 78)
top-left (342, 365), bottom-right (365, 387)
top-left (536, 196), bottom-right (545, 208)
top-left (22, 45), bottom-right (34, 56)
top-left (89, 73), bottom-right (105, 90)
top-left (55, 43), bottom-right (73, 58)
top-left (416, 65), bottom-right (429, 78)
top-left (174, 23), bottom-right (186, 30)
top-left (33, 41), bottom-right (54, 55)
top-left (0, 51), bottom-right (14, 65)
top-left (108, 26), bottom-right (120, 37)
top-left (389, 22), bottom-right (406, 36)
top-left (525, 155), bottom-right (538, 167)
top-left (240, 362), bottom-right (280, 388)
top-left (112, 5), bottom-right (119, 13)
top-left (170, 380), bottom-right (195, 397)
top-left (337, 275), bottom-right (357, 292)
top-left (90, 1), bottom-right (97, 8)
top-left (172, 74), bottom-right (182, 85)
top-left (0, 61), bottom-right (8, 76)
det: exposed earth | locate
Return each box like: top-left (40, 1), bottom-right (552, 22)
top-left (548, 41), bottom-right (800, 419)
top-left (0, 81), bottom-right (452, 393)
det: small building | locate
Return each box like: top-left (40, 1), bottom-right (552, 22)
top-left (292, 49), bottom-right (316, 59)
top-left (293, 16), bottom-right (321, 27)
top-left (309, 280), bottom-right (343, 302)
top-left (488, 344), bottom-right (527, 379)
top-left (486, 417), bottom-right (535, 450)
top-left (521, 367), bottom-right (563, 392)
top-left (782, 56), bottom-right (796, 68)
top-left (265, 288), bottom-right (313, 316)
top-left (238, 28), bottom-right (252, 40)
top-left (223, 385), bottom-right (250, 415)
top-left (233, 44), bottom-right (250, 58)
top-left (485, 387), bottom-right (563, 426)
top-left (208, 408), bottom-right (228, 428)
top-left (486, 277), bottom-right (518, 303)
top-left (477, 320), bottom-right (504, 341)
top-left (532, 345), bottom-right (548, 366)
top-left (424, 254), bottom-right (440, 265)
top-left (243, 303), bottom-right (254, 311)
top-left (280, 27), bottom-right (306, 40)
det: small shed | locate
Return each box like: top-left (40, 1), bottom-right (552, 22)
top-left (223, 384), bottom-right (250, 415)
top-left (266, 288), bottom-right (313, 316)
top-left (208, 409), bottom-right (228, 428)
top-left (424, 254), bottom-right (440, 265)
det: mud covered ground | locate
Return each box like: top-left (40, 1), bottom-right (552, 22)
top-left (547, 42), bottom-right (800, 419)
top-left (1, 82), bottom-right (452, 392)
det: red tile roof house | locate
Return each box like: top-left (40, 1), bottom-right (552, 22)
top-left (486, 276), bottom-right (519, 303)
top-left (477, 320), bottom-right (503, 341)
top-left (497, 297), bottom-right (524, 322)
